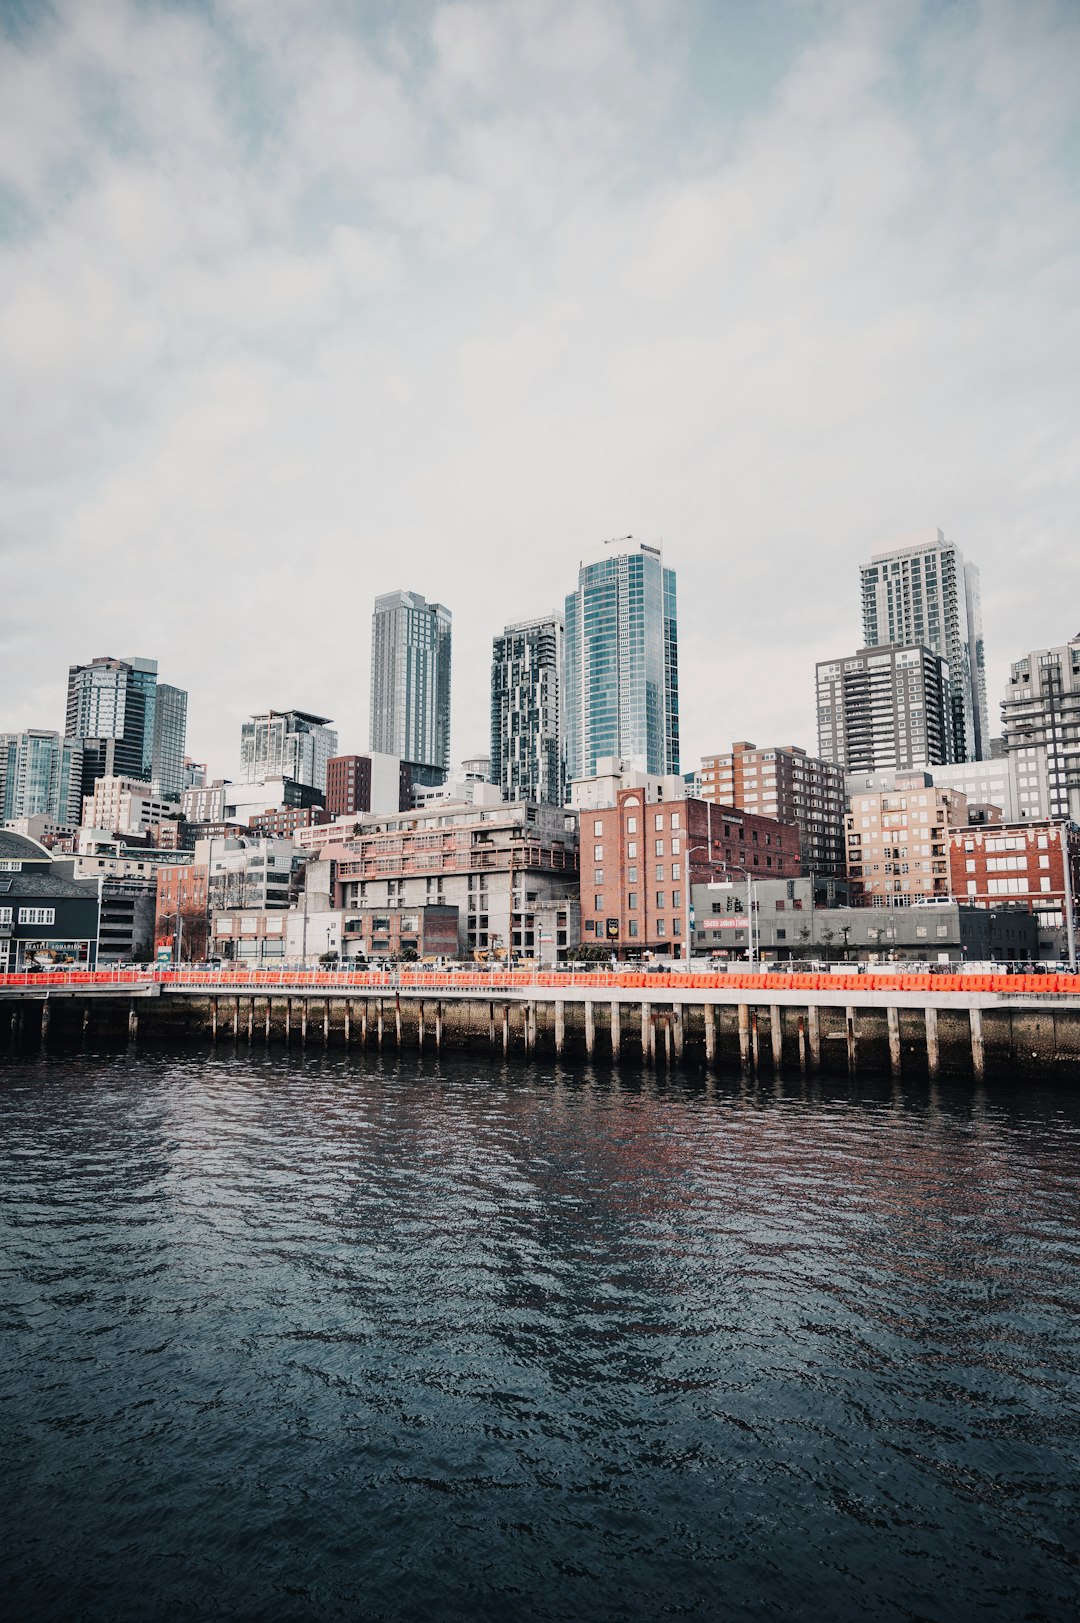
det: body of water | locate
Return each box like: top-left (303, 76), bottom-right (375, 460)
top-left (1, 1049), bottom-right (1078, 1621)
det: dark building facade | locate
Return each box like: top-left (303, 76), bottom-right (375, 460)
top-left (0, 830), bottom-right (100, 970)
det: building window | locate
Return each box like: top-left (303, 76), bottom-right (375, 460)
top-left (628, 893), bottom-right (638, 909)
top-left (18, 908), bottom-right (56, 926)
top-left (593, 820), bottom-right (603, 836)
top-left (627, 843), bottom-right (637, 859)
top-left (654, 814), bottom-right (664, 831)
top-left (656, 892), bottom-right (666, 909)
top-left (655, 840), bottom-right (664, 856)
top-left (628, 920), bottom-right (638, 937)
top-left (626, 817), bottom-right (637, 833)
top-left (594, 894), bottom-right (603, 911)
top-left (594, 845), bottom-right (603, 860)
top-left (656, 919), bottom-right (666, 936)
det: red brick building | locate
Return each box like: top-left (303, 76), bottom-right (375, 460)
top-left (248, 805), bottom-right (330, 839)
top-left (580, 792), bottom-right (799, 960)
top-left (155, 862), bottom-right (209, 961)
top-left (948, 819), bottom-right (1080, 957)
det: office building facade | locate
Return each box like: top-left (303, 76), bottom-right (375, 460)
top-left (490, 613), bottom-right (565, 806)
top-left (860, 529), bottom-right (988, 759)
top-left (370, 590), bottom-right (452, 786)
top-left (999, 636), bottom-right (1080, 822)
top-left (239, 710), bottom-right (337, 792)
top-left (0, 730), bottom-right (83, 824)
top-left (564, 538), bottom-right (679, 783)
top-left (816, 644), bottom-right (954, 773)
top-left (698, 741), bottom-right (846, 877)
top-left (66, 655), bottom-right (159, 791)
top-left (151, 683), bottom-right (188, 800)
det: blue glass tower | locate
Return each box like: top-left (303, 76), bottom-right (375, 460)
top-left (564, 538), bottom-right (679, 783)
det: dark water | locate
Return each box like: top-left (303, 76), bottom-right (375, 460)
top-left (1, 1050), bottom-right (1078, 1622)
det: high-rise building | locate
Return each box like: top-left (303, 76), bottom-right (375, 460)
top-left (817, 644), bottom-right (954, 773)
top-left (239, 710), bottom-right (338, 791)
top-left (0, 730), bottom-right (83, 824)
top-left (860, 529), bottom-right (988, 760)
top-left (1000, 636), bottom-right (1080, 822)
top-left (65, 655), bottom-right (158, 791)
top-left (698, 741), bottom-right (847, 877)
top-left (490, 613), bottom-right (565, 806)
top-left (564, 537), bottom-right (679, 783)
top-left (152, 683), bottom-right (188, 800)
top-left (370, 590), bottom-right (452, 786)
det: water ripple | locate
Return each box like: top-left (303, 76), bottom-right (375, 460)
top-left (1, 1049), bottom-right (1078, 1621)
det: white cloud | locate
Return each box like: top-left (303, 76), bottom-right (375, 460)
top-left (1, 0), bottom-right (1079, 781)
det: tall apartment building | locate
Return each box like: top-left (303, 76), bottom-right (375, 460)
top-left (490, 613), bottom-right (565, 806)
top-left (0, 730), bottom-right (83, 824)
top-left (239, 710), bottom-right (337, 792)
top-left (1000, 636), bottom-right (1080, 822)
top-left (846, 775), bottom-right (969, 905)
top-left (370, 590), bottom-right (452, 786)
top-left (817, 644), bottom-right (954, 772)
top-left (698, 741), bottom-right (846, 877)
top-left (151, 683), bottom-right (188, 799)
top-left (581, 792), bottom-right (799, 959)
top-left (860, 529), bottom-right (987, 759)
top-left (66, 655), bottom-right (159, 792)
top-left (564, 537), bottom-right (679, 782)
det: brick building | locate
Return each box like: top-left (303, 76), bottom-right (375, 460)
top-left (698, 741), bottom-right (846, 877)
top-left (580, 792), bottom-right (799, 959)
top-left (846, 777), bottom-right (971, 905)
top-left (248, 805), bottom-right (331, 839)
top-left (948, 820), bottom-right (1080, 960)
top-left (155, 862), bottom-right (210, 961)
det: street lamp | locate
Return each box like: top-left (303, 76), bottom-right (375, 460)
top-left (683, 844), bottom-right (711, 971)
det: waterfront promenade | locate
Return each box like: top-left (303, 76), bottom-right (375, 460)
top-left (3, 966), bottom-right (1080, 1079)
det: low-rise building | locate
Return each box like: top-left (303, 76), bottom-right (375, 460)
top-left (0, 830), bottom-right (100, 970)
top-left (699, 741), bottom-right (846, 877)
top-left (581, 792), bottom-right (799, 960)
top-left (201, 836), bottom-right (299, 912)
top-left (328, 800), bottom-right (578, 961)
top-left (948, 819), bottom-right (1080, 960)
top-left (155, 862), bottom-right (210, 962)
top-left (691, 875), bottom-right (1036, 963)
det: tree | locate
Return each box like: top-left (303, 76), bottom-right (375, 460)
top-left (820, 926), bottom-right (835, 963)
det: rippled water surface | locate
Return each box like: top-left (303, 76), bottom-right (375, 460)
top-left (1, 1049), bottom-right (1078, 1622)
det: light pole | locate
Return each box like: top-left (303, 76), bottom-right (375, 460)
top-left (1063, 823), bottom-right (1078, 970)
top-left (684, 844), bottom-right (711, 971)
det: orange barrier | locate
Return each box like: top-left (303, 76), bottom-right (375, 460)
top-left (3, 969), bottom-right (1080, 996)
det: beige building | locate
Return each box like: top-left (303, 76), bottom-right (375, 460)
top-left (846, 774), bottom-right (972, 905)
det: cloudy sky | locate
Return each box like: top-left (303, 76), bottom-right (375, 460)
top-left (2, 0), bottom-right (1078, 779)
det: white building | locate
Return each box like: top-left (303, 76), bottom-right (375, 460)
top-left (82, 775), bottom-right (177, 837)
top-left (239, 710), bottom-right (337, 792)
top-left (569, 755), bottom-right (687, 812)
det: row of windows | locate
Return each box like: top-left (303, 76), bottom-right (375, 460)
top-left (0, 907), bottom-right (56, 926)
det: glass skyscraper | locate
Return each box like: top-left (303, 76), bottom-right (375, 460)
top-left (0, 730), bottom-right (83, 823)
top-left (564, 538), bottom-right (680, 783)
top-left (151, 683), bottom-right (189, 800)
top-left (65, 655), bottom-right (158, 793)
top-left (860, 530), bottom-right (988, 761)
top-left (370, 590), bottom-right (452, 786)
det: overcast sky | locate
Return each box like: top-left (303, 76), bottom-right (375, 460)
top-left (2, 0), bottom-right (1078, 781)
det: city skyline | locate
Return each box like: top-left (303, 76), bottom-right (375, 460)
top-left (2, 2), bottom-right (1078, 777)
